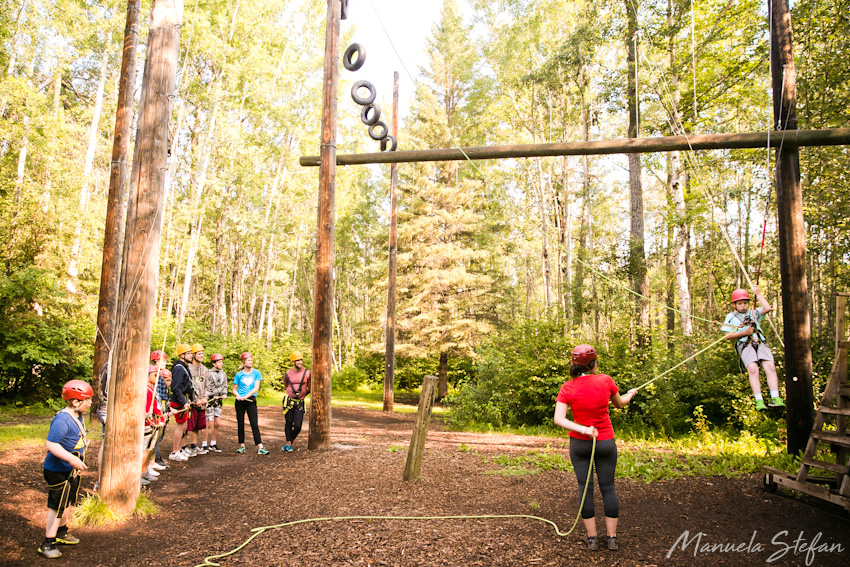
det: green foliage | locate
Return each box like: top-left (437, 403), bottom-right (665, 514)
top-left (0, 267), bottom-right (92, 403)
top-left (332, 364), bottom-right (369, 391)
top-left (73, 492), bottom-right (158, 526)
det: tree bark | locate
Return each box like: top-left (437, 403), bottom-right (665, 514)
top-left (438, 351), bottom-right (448, 401)
top-left (101, 0), bottom-right (183, 517)
top-left (91, 0), bottom-right (140, 422)
top-left (769, 0), bottom-right (813, 455)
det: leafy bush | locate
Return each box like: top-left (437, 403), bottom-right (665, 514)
top-left (332, 364), bottom-right (369, 391)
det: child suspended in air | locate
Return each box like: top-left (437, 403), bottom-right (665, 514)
top-left (722, 286), bottom-right (785, 411)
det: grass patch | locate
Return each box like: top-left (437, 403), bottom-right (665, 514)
top-left (73, 492), bottom-right (159, 527)
top-left (0, 422), bottom-right (50, 451)
top-left (330, 389), bottom-right (447, 415)
top-left (387, 444), bottom-right (406, 453)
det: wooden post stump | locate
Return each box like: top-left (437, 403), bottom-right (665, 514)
top-left (404, 376), bottom-right (437, 481)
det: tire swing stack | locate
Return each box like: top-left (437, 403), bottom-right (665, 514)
top-left (342, 42), bottom-right (398, 153)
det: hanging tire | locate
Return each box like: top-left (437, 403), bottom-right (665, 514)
top-left (368, 120), bottom-right (388, 141)
top-left (342, 43), bottom-right (365, 71)
top-left (351, 80), bottom-right (376, 105)
top-left (361, 103), bottom-right (381, 126)
top-left (380, 135), bottom-right (397, 152)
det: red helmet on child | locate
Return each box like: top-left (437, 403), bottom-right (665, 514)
top-left (210, 353), bottom-right (224, 363)
top-left (160, 369), bottom-right (172, 379)
top-left (730, 289), bottom-right (751, 303)
top-left (150, 350), bottom-right (165, 361)
top-left (571, 344), bottom-right (598, 366)
top-left (148, 365), bottom-right (159, 374)
top-left (240, 352), bottom-right (253, 361)
top-left (62, 380), bottom-right (94, 401)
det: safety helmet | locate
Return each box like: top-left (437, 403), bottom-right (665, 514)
top-left (190, 343), bottom-right (204, 353)
top-left (571, 344), bottom-right (598, 366)
top-left (150, 350), bottom-right (165, 361)
top-left (62, 380), bottom-right (94, 401)
top-left (176, 343), bottom-right (192, 356)
top-left (210, 353), bottom-right (223, 363)
top-left (240, 352), bottom-right (253, 361)
top-left (730, 289), bottom-right (751, 303)
top-left (160, 369), bottom-right (172, 379)
top-left (148, 364), bottom-right (159, 374)
top-left (290, 351), bottom-right (303, 363)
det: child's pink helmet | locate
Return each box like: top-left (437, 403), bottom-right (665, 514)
top-left (730, 289), bottom-right (751, 303)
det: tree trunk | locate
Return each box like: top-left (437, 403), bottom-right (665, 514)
top-left (624, 0), bottom-right (649, 347)
top-left (68, 46), bottom-right (111, 293)
top-left (91, 0), bottom-right (140, 423)
top-left (769, 0), bottom-right (813, 455)
top-left (438, 351), bottom-right (448, 401)
top-left (672, 154), bottom-right (692, 337)
top-left (101, 0), bottom-right (183, 518)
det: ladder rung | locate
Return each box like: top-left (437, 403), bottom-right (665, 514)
top-left (801, 457), bottom-right (850, 475)
top-left (839, 386), bottom-right (850, 396)
top-left (819, 406), bottom-right (850, 417)
top-left (812, 430), bottom-right (850, 447)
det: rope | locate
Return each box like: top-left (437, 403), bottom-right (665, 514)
top-left (194, 438), bottom-right (596, 567)
top-left (633, 333), bottom-right (729, 391)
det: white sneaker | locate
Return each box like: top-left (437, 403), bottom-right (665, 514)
top-left (146, 467), bottom-right (160, 477)
top-left (181, 448), bottom-right (196, 458)
top-left (209, 444), bottom-right (222, 453)
top-left (194, 447), bottom-right (209, 455)
top-left (149, 462), bottom-right (166, 471)
top-left (141, 472), bottom-right (158, 481)
top-left (168, 451), bottom-right (188, 462)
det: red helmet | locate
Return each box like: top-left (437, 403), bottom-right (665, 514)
top-left (160, 368), bottom-right (172, 379)
top-left (210, 353), bottom-right (224, 363)
top-left (62, 380), bottom-right (94, 401)
top-left (571, 344), bottom-right (598, 366)
top-left (150, 350), bottom-right (165, 361)
top-left (731, 289), bottom-right (751, 303)
top-left (148, 365), bottom-right (159, 374)
top-left (240, 352), bottom-right (252, 361)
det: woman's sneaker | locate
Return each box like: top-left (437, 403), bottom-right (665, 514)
top-left (145, 467), bottom-right (160, 477)
top-left (236, 446), bottom-right (246, 454)
top-left (258, 447), bottom-right (269, 455)
top-left (607, 536), bottom-right (619, 551)
top-left (38, 543), bottom-right (62, 559)
top-left (150, 462), bottom-right (167, 471)
top-left (168, 451), bottom-right (188, 462)
top-left (585, 536), bottom-right (598, 551)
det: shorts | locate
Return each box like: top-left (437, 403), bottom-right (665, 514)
top-left (171, 402), bottom-right (189, 424)
top-left (205, 405), bottom-right (223, 420)
top-left (738, 342), bottom-right (775, 368)
top-left (44, 469), bottom-right (81, 516)
top-left (96, 401), bottom-right (107, 437)
top-left (187, 407), bottom-right (207, 432)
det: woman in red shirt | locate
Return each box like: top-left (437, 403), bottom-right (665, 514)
top-left (554, 344), bottom-right (637, 552)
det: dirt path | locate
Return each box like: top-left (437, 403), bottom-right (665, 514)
top-left (1, 405), bottom-right (848, 566)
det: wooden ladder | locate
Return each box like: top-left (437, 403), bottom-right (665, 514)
top-left (763, 292), bottom-right (850, 510)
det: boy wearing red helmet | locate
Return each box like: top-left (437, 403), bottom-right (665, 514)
top-left (722, 286), bottom-right (784, 411)
top-left (38, 380), bottom-right (92, 558)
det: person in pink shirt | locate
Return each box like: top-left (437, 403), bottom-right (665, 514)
top-left (554, 344), bottom-right (637, 552)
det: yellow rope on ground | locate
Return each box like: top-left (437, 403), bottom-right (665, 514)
top-left (194, 440), bottom-right (596, 567)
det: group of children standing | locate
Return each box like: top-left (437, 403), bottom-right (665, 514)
top-left (39, 346), bottom-right (311, 559)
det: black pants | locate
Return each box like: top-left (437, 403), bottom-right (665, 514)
top-left (235, 398), bottom-right (262, 446)
top-left (570, 437), bottom-right (619, 519)
top-left (285, 404), bottom-right (305, 443)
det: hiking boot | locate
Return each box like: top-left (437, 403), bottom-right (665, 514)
top-left (258, 447), bottom-right (269, 455)
top-left (607, 536), bottom-right (619, 551)
top-left (209, 444), bottom-right (222, 453)
top-left (236, 446), bottom-right (246, 454)
top-left (754, 399), bottom-right (768, 411)
top-left (769, 397), bottom-right (786, 408)
top-left (585, 536), bottom-right (598, 551)
top-left (283, 444), bottom-right (293, 453)
top-left (38, 543), bottom-right (62, 559)
top-left (55, 532), bottom-right (79, 545)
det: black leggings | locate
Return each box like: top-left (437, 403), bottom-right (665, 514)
top-left (285, 404), bottom-right (305, 443)
top-left (570, 437), bottom-right (619, 519)
top-left (235, 398), bottom-right (262, 446)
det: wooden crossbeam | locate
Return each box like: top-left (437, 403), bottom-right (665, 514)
top-left (299, 128), bottom-right (850, 167)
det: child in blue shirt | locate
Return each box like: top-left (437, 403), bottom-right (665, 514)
top-left (39, 380), bottom-right (93, 559)
top-left (232, 352), bottom-right (268, 455)
top-left (722, 286), bottom-right (785, 411)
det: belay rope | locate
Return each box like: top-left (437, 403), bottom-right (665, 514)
top-left (193, 439), bottom-right (596, 567)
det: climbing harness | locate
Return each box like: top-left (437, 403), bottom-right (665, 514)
top-left (193, 438), bottom-right (597, 567)
top-left (282, 368), bottom-right (308, 416)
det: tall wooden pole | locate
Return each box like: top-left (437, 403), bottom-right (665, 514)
top-left (770, 0), bottom-right (813, 455)
top-left (91, 0), bottom-right (140, 424)
top-left (309, 0), bottom-right (341, 450)
top-left (101, 0), bottom-right (183, 516)
top-left (383, 71), bottom-right (399, 413)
